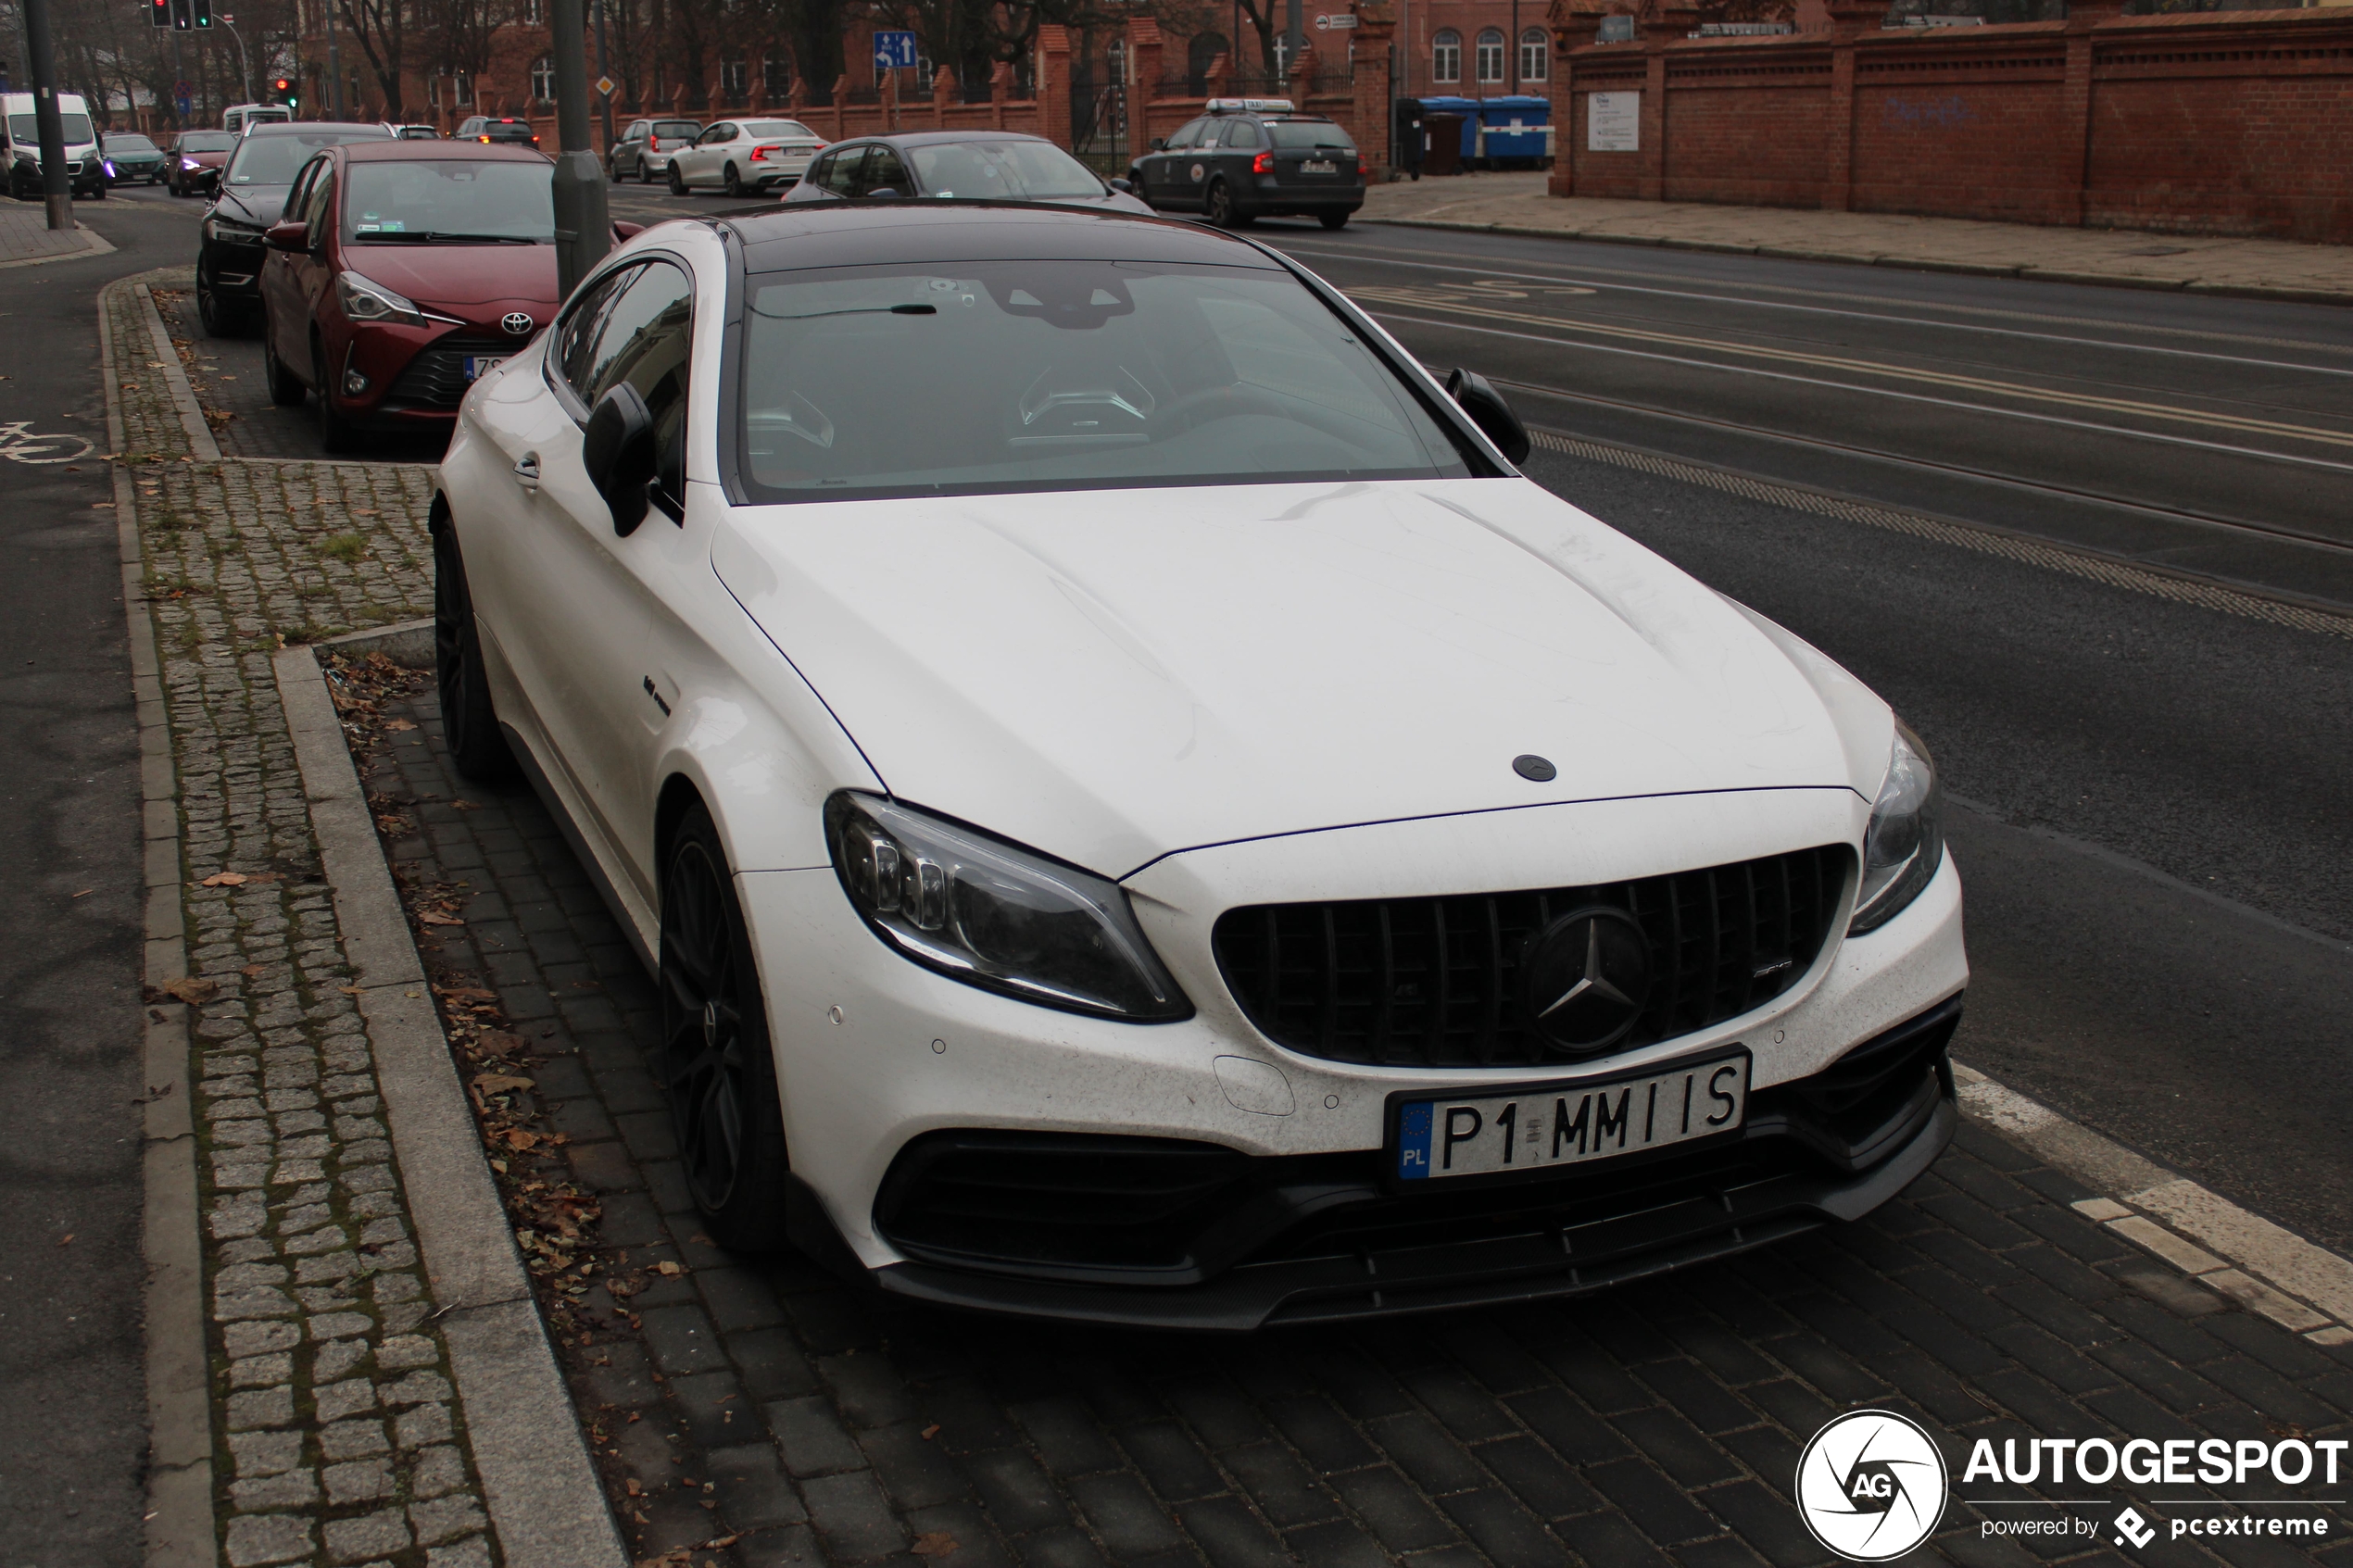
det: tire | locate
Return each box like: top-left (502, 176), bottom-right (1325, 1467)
top-left (722, 162), bottom-right (742, 198)
top-left (608, 157), bottom-right (622, 183)
top-left (1204, 179), bottom-right (1249, 228)
top-left (661, 801), bottom-right (791, 1250)
top-left (313, 344), bottom-right (355, 455)
top-left (635, 156), bottom-right (651, 183)
top-left (262, 329), bottom-right (305, 406)
top-left (667, 160), bottom-right (687, 195)
top-left (433, 523), bottom-right (517, 784)
top-left (1319, 210), bottom-right (1351, 230)
top-left (91, 181), bottom-right (107, 199)
top-left (196, 271), bottom-right (239, 338)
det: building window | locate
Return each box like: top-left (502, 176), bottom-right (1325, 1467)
top-left (764, 54), bottom-right (790, 96)
top-left (1432, 29), bottom-right (1460, 82)
top-left (530, 56), bottom-right (554, 101)
top-left (1106, 39), bottom-right (1125, 84)
top-left (721, 58), bottom-right (748, 103)
top-left (520, 0), bottom-right (541, 22)
top-left (1520, 28), bottom-right (1548, 82)
top-left (1475, 29), bottom-right (1505, 83)
top-left (457, 71), bottom-right (472, 105)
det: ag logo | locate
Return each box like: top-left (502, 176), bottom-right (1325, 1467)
top-left (1795, 1410), bottom-right (1948, 1562)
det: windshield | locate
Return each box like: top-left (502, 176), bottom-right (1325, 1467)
top-left (345, 159), bottom-right (553, 241)
top-left (652, 121), bottom-right (700, 139)
top-left (736, 260), bottom-right (1470, 502)
top-left (1266, 120), bottom-right (1353, 149)
top-left (227, 129), bottom-right (387, 185)
top-left (177, 132), bottom-right (235, 152)
top-left (109, 133), bottom-right (160, 153)
top-left (907, 141), bottom-right (1105, 201)
top-left (9, 112), bottom-right (95, 145)
top-left (743, 120), bottom-right (815, 140)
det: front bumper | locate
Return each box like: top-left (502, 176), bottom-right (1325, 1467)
top-left (201, 233), bottom-right (269, 298)
top-left (1242, 179), bottom-right (1365, 217)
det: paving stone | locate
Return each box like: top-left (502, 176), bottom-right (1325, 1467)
top-left (223, 1512), bottom-right (315, 1566)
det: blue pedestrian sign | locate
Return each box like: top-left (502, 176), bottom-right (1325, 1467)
top-left (873, 30), bottom-right (919, 69)
top-left (176, 94), bottom-right (193, 118)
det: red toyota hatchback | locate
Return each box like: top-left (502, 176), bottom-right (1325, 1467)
top-left (258, 141), bottom-right (561, 452)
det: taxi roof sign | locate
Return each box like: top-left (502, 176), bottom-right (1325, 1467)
top-left (1206, 97), bottom-right (1295, 113)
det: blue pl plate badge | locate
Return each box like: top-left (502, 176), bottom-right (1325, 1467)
top-left (1396, 1102), bottom-right (1433, 1180)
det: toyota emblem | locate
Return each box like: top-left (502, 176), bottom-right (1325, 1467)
top-left (501, 311), bottom-right (536, 337)
top-left (1520, 906), bottom-right (1653, 1055)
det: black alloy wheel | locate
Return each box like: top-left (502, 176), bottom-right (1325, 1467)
top-left (1205, 179), bottom-right (1248, 228)
top-left (262, 330), bottom-right (305, 406)
top-left (722, 162), bottom-right (743, 197)
top-left (659, 804), bottom-right (790, 1249)
top-left (431, 523), bottom-right (516, 782)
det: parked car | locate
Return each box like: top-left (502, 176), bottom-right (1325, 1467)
top-left (167, 129), bottom-right (237, 195)
top-left (781, 131), bottom-right (1149, 213)
top-left (393, 124), bottom-right (443, 140)
top-left (103, 130), bottom-right (169, 183)
top-left (660, 118), bottom-right (824, 196)
top-left (256, 139), bottom-right (567, 453)
top-left (456, 115), bottom-right (541, 149)
top-left (429, 201), bottom-right (1966, 1328)
top-left (195, 121), bottom-right (393, 335)
top-left (1127, 97), bottom-right (1365, 229)
top-left (609, 118), bottom-right (702, 182)
top-left (3, 91), bottom-right (106, 199)
top-left (222, 103), bottom-right (294, 138)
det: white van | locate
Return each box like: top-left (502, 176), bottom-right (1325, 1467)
top-left (221, 104), bottom-right (293, 137)
top-left (2, 91), bottom-right (106, 200)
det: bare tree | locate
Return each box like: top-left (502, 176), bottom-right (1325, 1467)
top-left (335, 0), bottom-right (408, 115)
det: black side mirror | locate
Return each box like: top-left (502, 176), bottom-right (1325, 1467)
top-left (1149, 137), bottom-right (1166, 151)
top-left (582, 383), bottom-right (656, 536)
top-left (1444, 368), bottom-right (1531, 464)
top-left (1108, 176), bottom-right (1135, 194)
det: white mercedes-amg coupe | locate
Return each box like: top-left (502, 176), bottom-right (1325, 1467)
top-left (434, 201), bottom-right (1966, 1329)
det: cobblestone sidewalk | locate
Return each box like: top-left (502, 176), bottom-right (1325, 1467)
top-left (106, 273), bottom-right (508, 1568)
top-left (1357, 172), bottom-right (2353, 305)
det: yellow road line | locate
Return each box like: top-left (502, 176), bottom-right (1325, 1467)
top-left (1347, 286), bottom-right (2353, 451)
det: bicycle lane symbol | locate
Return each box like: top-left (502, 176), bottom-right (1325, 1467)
top-left (0, 420), bottom-right (97, 465)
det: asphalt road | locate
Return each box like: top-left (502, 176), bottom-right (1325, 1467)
top-left (0, 191), bottom-right (194, 1565)
top-left (104, 179), bottom-right (2353, 1257)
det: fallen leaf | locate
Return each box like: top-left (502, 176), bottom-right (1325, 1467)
top-left (921, 1424), bottom-right (941, 1440)
top-left (201, 872), bottom-right (248, 886)
top-left (488, 1158), bottom-right (508, 1173)
top-left (912, 1533), bottom-right (959, 1558)
top-left (161, 976), bottom-right (219, 1005)
top-left (451, 798), bottom-right (482, 810)
top-left (624, 1477), bottom-right (642, 1497)
top-left (472, 1073), bottom-right (535, 1095)
top-left (384, 718), bottom-right (417, 731)
top-left (476, 1030), bottom-right (529, 1056)
top-left (418, 910), bottom-right (465, 926)
top-left (72, 889), bottom-right (92, 897)
top-left (435, 985), bottom-right (498, 1002)
top-left (654, 1261), bottom-right (684, 1277)
top-left (503, 1128), bottom-right (540, 1150)
top-left (57, 1234), bottom-right (74, 1247)
top-left (341, 985), bottom-right (366, 997)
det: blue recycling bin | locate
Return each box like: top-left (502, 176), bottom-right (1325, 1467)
top-left (1416, 95), bottom-right (1482, 164)
top-left (1477, 95), bottom-right (1552, 168)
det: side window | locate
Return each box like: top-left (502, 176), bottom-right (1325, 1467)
top-left (305, 169), bottom-right (336, 245)
top-left (1165, 119), bottom-right (1204, 150)
top-left (554, 264), bottom-right (642, 396)
top-left (1221, 119), bottom-right (1263, 149)
top-left (821, 147), bottom-right (867, 195)
top-left (283, 159), bottom-right (317, 221)
top-left (578, 262), bottom-right (693, 505)
top-left (863, 148), bottom-right (909, 194)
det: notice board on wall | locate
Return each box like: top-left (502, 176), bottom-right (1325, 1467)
top-left (1588, 92), bottom-right (1640, 151)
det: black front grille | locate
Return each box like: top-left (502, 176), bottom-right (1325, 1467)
top-left (384, 336), bottom-right (510, 411)
top-left (1212, 845), bottom-right (1850, 1069)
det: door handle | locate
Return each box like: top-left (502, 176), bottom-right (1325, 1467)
top-left (512, 454), bottom-right (540, 487)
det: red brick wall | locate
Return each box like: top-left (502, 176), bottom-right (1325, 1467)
top-left (1546, 5), bottom-right (2353, 245)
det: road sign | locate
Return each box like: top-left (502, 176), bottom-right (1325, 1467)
top-left (1315, 12), bottom-right (1358, 28)
top-left (873, 30), bottom-right (919, 70)
top-left (176, 95), bottom-right (192, 117)
top-left (176, 79), bottom-right (192, 95)
top-left (596, 75), bottom-right (615, 96)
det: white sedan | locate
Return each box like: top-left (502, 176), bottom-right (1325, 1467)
top-left (434, 204), bottom-right (1967, 1329)
top-left (664, 119), bottom-right (823, 196)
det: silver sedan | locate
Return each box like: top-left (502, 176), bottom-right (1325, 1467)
top-left (664, 119), bottom-right (824, 196)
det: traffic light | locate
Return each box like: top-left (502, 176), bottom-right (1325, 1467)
top-left (271, 76), bottom-right (296, 108)
top-left (151, 0), bottom-right (170, 28)
top-left (170, 0), bottom-right (192, 30)
top-left (193, 0), bottom-right (211, 27)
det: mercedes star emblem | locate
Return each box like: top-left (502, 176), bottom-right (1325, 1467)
top-left (501, 311), bottom-right (535, 337)
top-left (1521, 905), bottom-right (1653, 1054)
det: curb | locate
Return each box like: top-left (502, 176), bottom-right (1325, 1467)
top-left (1361, 216), bottom-right (2353, 308)
top-left (1955, 1063), bottom-right (2353, 1345)
top-left (103, 276), bottom-right (219, 1568)
top-left (132, 282), bottom-right (224, 462)
top-left (275, 621), bottom-right (630, 1568)
top-left (0, 220), bottom-right (116, 270)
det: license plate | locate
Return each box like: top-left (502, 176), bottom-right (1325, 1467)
top-left (1302, 158), bottom-right (1337, 175)
top-left (1391, 1052), bottom-right (1749, 1183)
top-left (463, 357), bottom-right (505, 382)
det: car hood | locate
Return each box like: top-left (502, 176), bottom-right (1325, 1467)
top-left (337, 242), bottom-right (560, 307)
top-left (216, 183), bottom-right (291, 225)
top-left (711, 478), bottom-right (1893, 878)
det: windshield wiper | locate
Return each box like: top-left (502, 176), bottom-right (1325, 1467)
top-left (350, 231), bottom-right (546, 244)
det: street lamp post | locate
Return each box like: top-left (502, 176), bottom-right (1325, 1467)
top-left (22, 0), bottom-right (74, 230)
top-left (218, 15), bottom-right (252, 103)
top-left (547, 0), bottom-right (609, 297)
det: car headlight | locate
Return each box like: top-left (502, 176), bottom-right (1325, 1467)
top-left (824, 792), bottom-right (1191, 1022)
top-left (182, 157), bottom-right (201, 169)
top-left (1849, 720), bottom-right (1943, 935)
top-left (336, 270), bottom-right (427, 327)
top-left (206, 212), bottom-right (263, 240)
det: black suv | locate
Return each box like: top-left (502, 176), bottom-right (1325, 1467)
top-left (456, 116), bottom-right (542, 150)
top-left (1126, 99), bottom-right (1365, 229)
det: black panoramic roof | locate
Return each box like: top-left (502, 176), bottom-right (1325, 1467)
top-left (731, 202), bottom-right (1283, 274)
